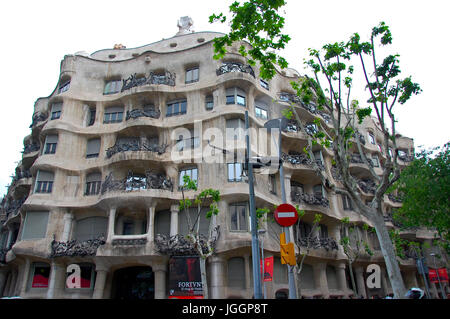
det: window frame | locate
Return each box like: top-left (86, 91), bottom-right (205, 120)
top-left (227, 162), bottom-right (243, 182)
top-left (255, 105), bottom-right (268, 120)
top-left (229, 202), bottom-right (249, 232)
top-left (58, 80), bottom-right (70, 94)
top-left (178, 167), bottom-right (198, 189)
top-left (103, 107), bottom-right (124, 124)
top-left (103, 79), bottom-right (123, 95)
top-left (185, 67), bottom-right (199, 84)
top-left (166, 99), bottom-right (187, 117)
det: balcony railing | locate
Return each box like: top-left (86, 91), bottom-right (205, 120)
top-left (282, 152), bottom-right (325, 170)
top-left (121, 71), bottom-right (176, 92)
top-left (22, 143), bottom-right (40, 154)
top-left (216, 62), bottom-right (255, 78)
top-left (100, 170), bottom-right (173, 195)
top-left (291, 191), bottom-right (329, 207)
top-left (50, 235), bottom-right (105, 257)
top-left (29, 112), bottom-right (48, 128)
top-left (106, 140), bottom-right (167, 159)
top-left (357, 178), bottom-right (376, 194)
top-left (125, 107), bottom-right (161, 120)
top-left (297, 236), bottom-right (339, 251)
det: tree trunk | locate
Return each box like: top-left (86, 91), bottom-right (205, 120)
top-left (372, 213), bottom-right (407, 298)
top-left (348, 260), bottom-right (357, 297)
top-left (199, 256), bottom-right (208, 299)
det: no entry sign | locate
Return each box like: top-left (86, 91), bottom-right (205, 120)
top-left (274, 203), bottom-right (298, 227)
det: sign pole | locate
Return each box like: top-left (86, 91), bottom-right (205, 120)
top-left (278, 125), bottom-right (297, 299)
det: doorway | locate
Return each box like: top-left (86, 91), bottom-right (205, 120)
top-left (112, 266), bottom-right (154, 300)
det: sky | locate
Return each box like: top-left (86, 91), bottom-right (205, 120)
top-left (0, 0), bottom-right (449, 197)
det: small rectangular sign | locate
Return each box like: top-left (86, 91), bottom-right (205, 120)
top-left (278, 212), bottom-right (296, 218)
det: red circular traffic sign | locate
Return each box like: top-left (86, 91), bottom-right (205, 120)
top-left (274, 203), bottom-right (298, 227)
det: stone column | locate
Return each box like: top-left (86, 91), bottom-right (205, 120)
top-left (93, 267), bottom-right (109, 299)
top-left (19, 258), bottom-right (31, 296)
top-left (313, 262), bottom-right (329, 298)
top-left (170, 204), bottom-right (179, 237)
top-left (355, 266), bottom-right (367, 298)
top-left (47, 262), bottom-right (66, 299)
top-left (61, 212), bottom-right (74, 242)
top-left (106, 207), bottom-right (116, 243)
top-left (147, 205), bottom-right (156, 242)
top-left (153, 262), bottom-right (167, 299)
top-left (336, 263), bottom-right (348, 297)
top-left (0, 268), bottom-right (8, 297)
top-left (209, 255), bottom-right (225, 299)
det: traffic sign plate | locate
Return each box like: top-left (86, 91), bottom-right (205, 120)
top-left (274, 203), bottom-right (298, 227)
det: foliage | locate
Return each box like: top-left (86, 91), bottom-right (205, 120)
top-left (209, 0), bottom-right (290, 80)
top-left (390, 143), bottom-right (450, 253)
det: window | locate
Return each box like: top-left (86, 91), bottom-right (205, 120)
top-left (179, 167), bottom-right (198, 189)
top-left (154, 210), bottom-right (170, 237)
top-left (377, 144), bottom-right (383, 153)
top-left (179, 207), bottom-right (211, 236)
top-left (260, 79), bottom-right (269, 90)
top-left (313, 184), bottom-right (325, 198)
top-left (166, 99), bottom-right (187, 117)
top-left (227, 257), bottom-right (246, 288)
top-left (50, 103), bottom-right (62, 120)
top-left (66, 264), bottom-right (96, 289)
top-left (31, 262), bottom-right (50, 288)
top-left (313, 150), bottom-right (323, 165)
top-left (85, 172), bottom-right (102, 195)
top-left (103, 79), bottom-right (122, 95)
top-left (227, 163), bottom-right (243, 182)
top-left (86, 138), bottom-right (101, 158)
top-left (368, 133), bottom-right (375, 145)
top-left (291, 181), bottom-right (304, 194)
top-left (35, 170), bottom-right (54, 193)
top-left (175, 129), bottom-right (199, 151)
top-left (58, 80), bottom-right (70, 94)
top-left (255, 102), bottom-right (268, 120)
top-left (371, 155), bottom-right (380, 167)
top-left (226, 87), bottom-right (246, 106)
top-left (226, 118), bottom-right (245, 140)
top-left (298, 222), bottom-right (312, 239)
top-left (342, 194), bottom-right (353, 210)
top-left (269, 174), bottom-right (277, 194)
top-left (104, 106), bottom-right (124, 123)
top-left (21, 211), bottom-right (49, 240)
top-left (388, 148), bottom-right (393, 157)
top-left (229, 202), bottom-right (248, 231)
top-left (319, 224), bottom-right (329, 238)
top-left (88, 107), bottom-right (96, 126)
top-left (205, 95), bottom-right (214, 110)
top-left (43, 134), bottom-right (58, 154)
top-left (185, 67), bottom-right (199, 84)
top-left (74, 217), bottom-right (107, 241)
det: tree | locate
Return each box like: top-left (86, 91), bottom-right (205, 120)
top-left (179, 175), bottom-right (221, 299)
top-left (339, 217), bottom-right (373, 296)
top-left (390, 142), bottom-right (450, 254)
top-left (210, 1), bottom-right (421, 298)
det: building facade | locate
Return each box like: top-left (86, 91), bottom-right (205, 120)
top-left (0, 21), bottom-right (447, 299)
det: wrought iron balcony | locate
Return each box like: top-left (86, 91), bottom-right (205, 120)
top-left (125, 107), bottom-right (161, 120)
top-left (282, 119), bottom-right (301, 133)
top-left (297, 236), bottom-right (339, 251)
top-left (388, 193), bottom-right (403, 203)
top-left (357, 178), bottom-right (376, 194)
top-left (291, 191), bottom-right (329, 207)
top-left (154, 226), bottom-right (220, 256)
top-left (29, 112), bottom-right (48, 128)
top-left (121, 71), bottom-right (176, 92)
top-left (112, 238), bottom-right (147, 246)
top-left (22, 143), bottom-right (40, 154)
top-left (216, 62), bottom-right (255, 78)
top-left (100, 170), bottom-right (173, 195)
top-left (282, 152), bottom-right (325, 171)
top-left (106, 140), bottom-right (167, 159)
top-left (50, 236), bottom-right (105, 258)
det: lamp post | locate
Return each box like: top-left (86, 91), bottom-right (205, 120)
top-left (430, 253), bottom-right (446, 299)
top-left (245, 111), bottom-right (263, 299)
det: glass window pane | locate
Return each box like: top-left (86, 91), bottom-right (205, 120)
top-left (239, 205), bottom-right (247, 231)
top-left (226, 95), bottom-right (235, 104)
top-left (237, 95), bottom-right (246, 106)
top-left (228, 164), bottom-right (235, 181)
top-left (166, 104), bottom-right (172, 116)
top-left (235, 163), bottom-right (242, 181)
top-left (230, 206), bottom-right (238, 230)
top-left (180, 101), bottom-right (187, 114)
